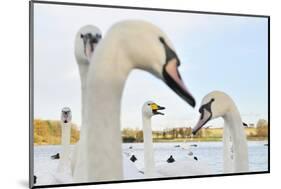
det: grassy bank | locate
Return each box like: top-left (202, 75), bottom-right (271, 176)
top-left (34, 119), bottom-right (80, 145)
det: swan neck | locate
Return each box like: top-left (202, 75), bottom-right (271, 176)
top-left (78, 64), bottom-right (89, 122)
top-left (58, 122), bottom-right (71, 172)
top-left (142, 115), bottom-right (156, 177)
top-left (61, 122), bottom-right (71, 152)
top-left (222, 126), bottom-right (233, 173)
top-left (79, 60), bottom-right (131, 181)
top-left (223, 107), bottom-right (249, 172)
top-left (78, 64), bottom-right (89, 89)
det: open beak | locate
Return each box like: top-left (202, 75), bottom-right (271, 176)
top-left (163, 58), bottom-right (196, 108)
top-left (151, 103), bottom-right (165, 115)
top-left (192, 109), bottom-right (212, 135)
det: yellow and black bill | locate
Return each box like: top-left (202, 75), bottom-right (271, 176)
top-left (150, 103), bottom-right (165, 115)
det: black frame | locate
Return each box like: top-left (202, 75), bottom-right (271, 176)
top-left (29, 0), bottom-right (270, 188)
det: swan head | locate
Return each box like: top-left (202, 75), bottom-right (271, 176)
top-left (144, 37), bottom-right (196, 108)
top-left (156, 37), bottom-right (195, 108)
top-left (74, 25), bottom-right (102, 64)
top-left (192, 91), bottom-right (234, 135)
top-left (162, 58), bottom-right (196, 108)
top-left (120, 29), bottom-right (195, 108)
top-left (61, 107), bottom-right (72, 124)
top-left (142, 101), bottom-right (165, 118)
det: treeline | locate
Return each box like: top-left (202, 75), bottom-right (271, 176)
top-left (252, 119), bottom-right (268, 137)
top-left (33, 119), bottom-right (268, 145)
top-left (34, 119), bottom-right (80, 145)
top-left (122, 119), bottom-right (268, 142)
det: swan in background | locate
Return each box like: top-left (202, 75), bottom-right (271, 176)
top-left (142, 101), bottom-right (165, 177)
top-left (73, 25), bottom-right (143, 180)
top-left (57, 107), bottom-right (72, 172)
top-left (74, 25), bottom-right (102, 114)
top-left (35, 25), bottom-right (100, 186)
top-left (142, 101), bottom-right (211, 178)
top-left (72, 25), bottom-right (102, 177)
top-left (192, 91), bottom-right (249, 173)
top-left (75, 20), bottom-right (196, 182)
top-left (34, 107), bottom-right (74, 185)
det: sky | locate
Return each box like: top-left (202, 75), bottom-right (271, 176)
top-left (33, 3), bottom-right (268, 130)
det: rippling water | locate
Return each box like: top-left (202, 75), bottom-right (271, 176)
top-left (34, 141), bottom-right (268, 185)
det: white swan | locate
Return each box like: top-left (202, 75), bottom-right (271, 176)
top-left (73, 25), bottom-right (143, 181)
top-left (34, 107), bottom-right (74, 185)
top-left (142, 101), bottom-right (164, 178)
top-left (34, 26), bottom-right (103, 186)
top-left (192, 91), bottom-right (249, 173)
top-left (72, 25), bottom-right (102, 176)
top-left (57, 107), bottom-right (72, 172)
top-left (142, 101), bottom-right (211, 178)
top-left (74, 25), bottom-right (102, 116)
top-left (74, 20), bottom-right (196, 182)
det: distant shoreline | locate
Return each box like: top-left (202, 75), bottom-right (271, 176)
top-left (34, 137), bottom-right (268, 146)
top-left (33, 119), bottom-right (268, 145)
top-left (151, 137), bottom-right (268, 143)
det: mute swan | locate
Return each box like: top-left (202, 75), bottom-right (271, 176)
top-left (73, 25), bottom-right (143, 181)
top-left (192, 91), bottom-right (249, 173)
top-left (142, 101), bottom-right (211, 178)
top-left (75, 20), bottom-right (196, 182)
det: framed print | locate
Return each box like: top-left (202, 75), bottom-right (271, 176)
top-left (29, 1), bottom-right (270, 188)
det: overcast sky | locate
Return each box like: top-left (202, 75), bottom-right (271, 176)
top-left (33, 3), bottom-right (268, 130)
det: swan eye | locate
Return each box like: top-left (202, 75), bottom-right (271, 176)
top-left (199, 106), bottom-right (203, 113)
top-left (147, 103), bottom-right (151, 106)
top-left (199, 98), bottom-right (215, 117)
top-left (96, 33), bottom-right (102, 39)
top-left (199, 108), bottom-right (204, 120)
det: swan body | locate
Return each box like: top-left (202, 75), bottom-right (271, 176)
top-left (192, 91), bottom-right (249, 173)
top-left (75, 20), bottom-right (196, 182)
top-left (142, 101), bottom-right (211, 178)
